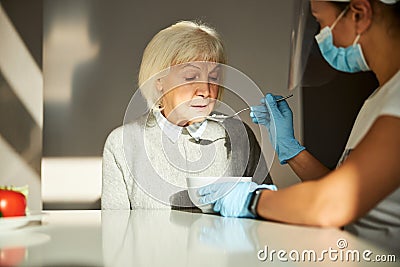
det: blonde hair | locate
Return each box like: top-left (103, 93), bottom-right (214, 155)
top-left (138, 21), bottom-right (226, 109)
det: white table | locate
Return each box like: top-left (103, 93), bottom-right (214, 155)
top-left (0, 210), bottom-right (398, 266)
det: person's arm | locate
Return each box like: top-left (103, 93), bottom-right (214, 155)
top-left (101, 132), bottom-right (131, 210)
top-left (256, 116), bottom-right (400, 226)
top-left (250, 94), bottom-right (329, 181)
top-left (287, 150), bottom-right (331, 181)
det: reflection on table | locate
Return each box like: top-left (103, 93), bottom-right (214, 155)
top-left (0, 210), bottom-right (397, 266)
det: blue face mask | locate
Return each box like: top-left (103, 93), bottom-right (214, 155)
top-left (315, 7), bottom-right (370, 73)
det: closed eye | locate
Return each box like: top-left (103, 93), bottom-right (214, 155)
top-left (185, 76), bottom-right (197, 81)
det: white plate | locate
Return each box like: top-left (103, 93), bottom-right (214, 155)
top-left (0, 213), bottom-right (44, 232)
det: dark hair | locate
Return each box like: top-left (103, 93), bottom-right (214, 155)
top-left (331, 2), bottom-right (349, 12)
top-left (332, 1), bottom-right (400, 31)
top-left (397, 2), bottom-right (400, 16)
top-left (390, 2), bottom-right (400, 33)
top-left (371, 0), bottom-right (400, 33)
top-left (375, 0), bottom-right (400, 18)
top-left (386, 1), bottom-right (400, 23)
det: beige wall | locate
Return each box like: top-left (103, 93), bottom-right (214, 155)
top-left (42, 0), bottom-right (304, 208)
top-left (0, 3), bottom-right (43, 211)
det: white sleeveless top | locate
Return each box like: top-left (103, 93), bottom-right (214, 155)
top-left (339, 70), bottom-right (400, 251)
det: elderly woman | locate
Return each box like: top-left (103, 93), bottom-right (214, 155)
top-left (102, 21), bottom-right (272, 209)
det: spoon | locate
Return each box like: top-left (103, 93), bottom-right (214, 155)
top-left (205, 94), bottom-right (293, 122)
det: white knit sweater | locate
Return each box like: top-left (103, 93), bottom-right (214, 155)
top-left (102, 112), bottom-right (272, 209)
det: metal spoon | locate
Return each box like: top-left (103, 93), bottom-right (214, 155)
top-left (205, 94), bottom-right (293, 122)
top-left (275, 94), bottom-right (294, 102)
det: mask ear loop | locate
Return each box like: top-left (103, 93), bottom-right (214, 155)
top-left (331, 5), bottom-right (350, 30)
top-left (331, 6), bottom-right (362, 48)
top-left (352, 34), bottom-right (361, 46)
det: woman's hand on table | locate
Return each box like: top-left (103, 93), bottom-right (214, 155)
top-left (198, 182), bottom-right (277, 218)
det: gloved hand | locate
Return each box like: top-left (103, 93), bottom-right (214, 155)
top-left (198, 182), bottom-right (277, 218)
top-left (250, 93), bottom-right (305, 164)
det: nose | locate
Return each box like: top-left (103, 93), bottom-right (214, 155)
top-left (195, 82), bottom-right (210, 98)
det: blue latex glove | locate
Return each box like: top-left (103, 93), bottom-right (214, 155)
top-left (250, 93), bottom-right (305, 164)
top-left (198, 182), bottom-right (277, 218)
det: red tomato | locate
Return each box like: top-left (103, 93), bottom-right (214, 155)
top-left (0, 247), bottom-right (26, 267)
top-left (0, 189), bottom-right (26, 217)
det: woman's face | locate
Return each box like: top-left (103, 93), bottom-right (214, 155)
top-left (158, 61), bottom-right (221, 126)
top-left (311, 1), bottom-right (356, 47)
